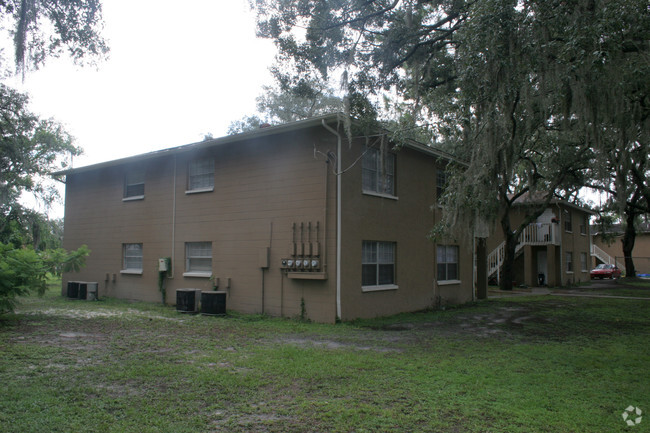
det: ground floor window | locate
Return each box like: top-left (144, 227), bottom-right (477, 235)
top-left (122, 243), bottom-right (143, 273)
top-left (185, 242), bottom-right (212, 275)
top-left (566, 251), bottom-right (573, 272)
top-left (437, 245), bottom-right (459, 281)
top-left (580, 252), bottom-right (588, 272)
top-left (362, 241), bottom-right (395, 287)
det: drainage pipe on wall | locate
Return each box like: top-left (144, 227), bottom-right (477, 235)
top-left (321, 118), bottom-right (342, 321)
top-left (170, 155), bottom-right (177, 279)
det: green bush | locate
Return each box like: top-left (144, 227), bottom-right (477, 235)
top-left (0, 243), bottom-right (89, 313)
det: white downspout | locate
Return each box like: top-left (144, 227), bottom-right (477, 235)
top-left (321, 119), bottom-right (342, 320)
top-left (170, 155), bottom-right (177, 278)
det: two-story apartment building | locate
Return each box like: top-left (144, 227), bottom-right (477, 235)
top-left (487, 198), bottom-right (594, 287)
top-left (58, 114), bottom-right (476, 322)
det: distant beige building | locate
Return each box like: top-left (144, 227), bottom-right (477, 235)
top-left (592, 222), bottom-right (650, 277)
top-left (57, 114), bottom-right (477, 323)
top-left (486, 198), bottom-right (595, 287)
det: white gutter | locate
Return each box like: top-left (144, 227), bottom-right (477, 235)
top-left (170, 155), bottom-right (177, 278)
top-left (321, 119), bottom-right (342, 321)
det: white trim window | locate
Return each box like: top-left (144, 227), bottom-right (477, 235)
top-left (362, 146), bottom-right (395, 196)
top-left (187, 159), bottom-right (214, 193)
top-left (362, 241), bottom-right (396, 289)
top-left (564, 210), bottom-right (573, 232)
top-left (579, 215), bottom-right (587, 235)
top-left (122, 243), bottom-right (143, 274)
top-left (185, 242), bottom-right (212, 277)
top-left (123, 170), bottom-right (145, 200)
top-left (437, 245), bottom-right (459, 282)
top-left (580, 252), bottom-right (588, 272)
top-left (566, 251), bottom-right (574, 273)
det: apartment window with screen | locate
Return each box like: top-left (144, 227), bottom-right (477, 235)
top-left (362, 241), bottom-right (396, 288)
top-left (122, 243), bottom-right (143, 274)
top-left (185, 242), bottom-right (212, 276)
top-left (123, 170), bottom-right (144, 200)
top-left (362, 146), bottom-right (395, 196)
top-left (580, 252), bottom-right (588, 272)
top-left (564, 210), bottom-right (572, 232)
top-left (566, 251), bottom-right (573, 272)
top-left (437, 245), bottom-right (459, 282)
top-left (579, 215), bottom-right (587, 235)
top-left (436, 170), bottom-right (448, 203)
top-left (187, 159), bottom-right (214, 192)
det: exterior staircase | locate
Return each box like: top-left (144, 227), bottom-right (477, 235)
top-left (487, 223), bottom-right (561, 283)
top-left (591, 244), bottom-right (626, 272)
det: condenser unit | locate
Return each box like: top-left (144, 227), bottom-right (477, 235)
top-left (176, 289), bottom-right (201, 313)
top-left (66, 281), bottom-right (80, 299)
top-left (201, 291), bottom-right (227, 316)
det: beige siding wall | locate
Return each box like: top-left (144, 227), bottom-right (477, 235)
top-left (337, 141), bottom-right (474, 321)
top-left (62, 123), bottom-right (475, 322)
top-left (593, 233), bottom-right (650, 274)
top-left (558, 206), bottom-right (592, 285)
top-left (485, 203), bottom-right (593, 287)
top-left (63, 128), bottom-right (339, 323)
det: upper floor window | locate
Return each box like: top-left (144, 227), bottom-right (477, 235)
top-left (184, 241), bottom-right (212, 277)
top-left (123, 170), bottom-right (145, 200)
top-left (436, 170), bottom-right (448, 203)
top-left (122, 243), bottom-right (143, 274)
top-left (564, 210), bottom-right (572, 232)
top-left (362, 146), bottom-right (395, 196)
top-left (187, 159), bottom-right (214, 193)
top-left (437, 245), bottom-right (459, 281)
top-left (362, 241), bottom-right (396, 288)
top-left (579, 215), bottom-right (587, 235)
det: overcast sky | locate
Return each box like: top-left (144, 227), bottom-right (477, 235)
top-left (8, 0), bottom-right (277, 169)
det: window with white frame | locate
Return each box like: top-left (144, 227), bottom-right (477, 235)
top-left (362, 241), bottom-right (396, 287)
top-left (564, 210), bottom-right (572, 232)
top-left (187, 159), bottom-right (214, 192)
top-left (123, 170), bottom-right (145, 199)
top-left (185, 242), bottom-right (212, 276)
top-left (122, 243), bottom-right (143, 273)
top-left (580, 252), bottom-right (588, 272)
top-left (362, 146), bottom-right (395, 196)
top-left (579, 215), bottom-right (587, 235)
top-left (437, 245), bottom-right (459, 281)
top-left (566, 251), bottom-right (573, 272)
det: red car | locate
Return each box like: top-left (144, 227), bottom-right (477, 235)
top-left (590, 264), bottom-right (622, 279)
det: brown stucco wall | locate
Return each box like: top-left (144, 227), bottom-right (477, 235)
top-left (593, 232), bottom-right (650, 275)
top-left (337, 141), bottom-right (474, 321)
top-left (61, 120), bottom-right (475, 322)
top-left (63, 127), bottom-right (339, 323)
top-left (485, 202), bottom-right (593, 287)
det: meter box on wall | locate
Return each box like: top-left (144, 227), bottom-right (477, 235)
top-left (281, 221), bottom-right (323, 273)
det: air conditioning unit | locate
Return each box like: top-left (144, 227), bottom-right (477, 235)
top-left (176, 289), bottom-right (201, 313)
top-left (85, 282), bottom-right (99, 301)
top-left (201, 291), bottom-right (227, 316)
top-left (66, 281), bottom-right (80, 299)
top-left (78, 282), bottom-right (89, 300)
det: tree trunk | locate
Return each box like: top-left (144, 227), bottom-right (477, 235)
top-left (500, 213), bottom-right (517, 291)
top-left (621, 211), bottom-right (637, 278)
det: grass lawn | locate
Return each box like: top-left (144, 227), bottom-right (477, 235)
top-left (1, 286), bottom-right (648, 432)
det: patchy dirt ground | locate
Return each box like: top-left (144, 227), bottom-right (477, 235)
top-left (3, 289), bottom-right (649, 433)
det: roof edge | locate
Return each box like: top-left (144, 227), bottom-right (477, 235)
top-left (52, 113), bottom-right (464, 176)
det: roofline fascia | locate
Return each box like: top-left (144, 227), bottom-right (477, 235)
top-left (52, 112), bottom-right (465, 176)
